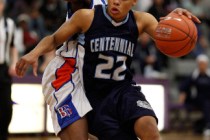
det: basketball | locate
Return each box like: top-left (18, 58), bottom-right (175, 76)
top-left (154, 13), bottom-right (198, 57)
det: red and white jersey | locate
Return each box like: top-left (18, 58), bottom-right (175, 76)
top-left (55, 0), bottom-right (107, 58)
top-left (42, 0), bottom-right (107, 135)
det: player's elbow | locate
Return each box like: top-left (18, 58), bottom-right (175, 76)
top-left (50, 35), bottom-right (61, 49)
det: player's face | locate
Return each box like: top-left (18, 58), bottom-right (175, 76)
top-left (107, 0), bottom-right (137, 22)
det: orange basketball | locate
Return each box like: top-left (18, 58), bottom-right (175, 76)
top-left (154, 13), bottom-right (198, 57)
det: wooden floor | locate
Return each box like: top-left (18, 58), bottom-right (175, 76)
top-left (9, 132), bottom-right (210, 140)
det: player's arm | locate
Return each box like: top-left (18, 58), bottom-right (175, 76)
top-left (31, 9), bottom-right (92, 56)
top-left (134, 11), bottom-right (158, 40)
top-left (16, 9), bottom-right (94, 77)
top-left (135, 8), bottom-right (201, 40)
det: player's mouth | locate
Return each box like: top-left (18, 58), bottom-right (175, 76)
top-left (111, 7), bottom-right (120, 15)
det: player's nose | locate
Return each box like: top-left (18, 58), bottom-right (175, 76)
top-left (113, 0), bottom-right (120, 5)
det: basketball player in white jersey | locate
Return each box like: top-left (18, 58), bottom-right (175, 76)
top-left (44, 1), bottom-right (107, 139)
top-left (19, 0), bottom-right (105, 140)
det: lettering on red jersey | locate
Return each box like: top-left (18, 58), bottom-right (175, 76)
top-left (57, 104), bottom-right (73, 118)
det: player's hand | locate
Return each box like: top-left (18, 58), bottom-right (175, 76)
top-left (160, 8), bottom-right (201, 24)
top-left (16, 53), bottom-right (38, 77)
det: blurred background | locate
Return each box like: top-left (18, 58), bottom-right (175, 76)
top-left (3, 0), bottom-right (210, 139)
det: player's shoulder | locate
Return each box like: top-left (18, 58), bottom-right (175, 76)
top-left (133, 10), bottom-right (155, 22)
top-left (71, 9), bottom-right (94, 23)
top-left (133, 10), bottom-right (157, 28)
top-left (74, 9), bottom-right (94, 18)
top-left (72, 9), bottom-right (95, 33)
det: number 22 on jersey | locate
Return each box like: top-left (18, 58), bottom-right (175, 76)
top-left (95, 54), bottom-right (127, 81)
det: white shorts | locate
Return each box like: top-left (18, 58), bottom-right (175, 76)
top-left (42, 56), bottom-right (92, 135)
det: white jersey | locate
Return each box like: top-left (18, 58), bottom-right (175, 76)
top-left (42, 0), bottom-right (106, 135)
top-left (55, 0), bottom-right (107, 58)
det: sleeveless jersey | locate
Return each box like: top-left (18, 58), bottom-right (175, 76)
top-left (55, 0), bottom-right (107, 57)
top-left (42, 1), bottom-right (107, 135)
top-left (78, 5), bottom-right (139, 98)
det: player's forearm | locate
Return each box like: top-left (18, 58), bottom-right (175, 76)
top-left (30, 35), bottom-right (59, 57)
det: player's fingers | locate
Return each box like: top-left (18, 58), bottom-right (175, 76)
top-left (16, 59), bottom-right (25, 77)
top-left (172, 8), bottom-right (185, 16)
top-left (175, 8), bottom-right (201, 23)
top-left (176, 9), bottom-right (192, 18)
top-left (183, 10), bottom-right (192, 18)
top-left (191, 15), bottom-right (201, 23)
top-left (19, 63), bottom-right (29, 77)
top-left (32, 62), bottom-right (38, 77)
top-left (16, 58), bottom-right (28, 77)
top-left (181, 10), bottom-right (201, 22)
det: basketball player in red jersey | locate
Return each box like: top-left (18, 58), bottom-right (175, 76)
top-left (44, 1), bottom-right (107, 140)
top-left (16, 0), bottom-right (200, 139)
top-left (18, 0), bottom-right (106, 140)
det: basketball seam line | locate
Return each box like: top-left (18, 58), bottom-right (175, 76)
top-left (157, 36), bottom-right (192, 56)
top-left (155, 21), bottom-right (189, 41)
top-left (156, 17), bottom-right (197, 56)
top-left (181, 15), bottom-right (197, 44)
